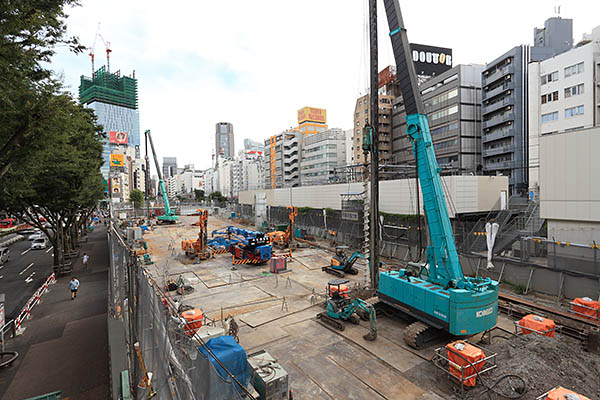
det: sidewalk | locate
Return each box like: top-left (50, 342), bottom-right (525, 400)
top-left (0, 225), bottom-right (110, 400)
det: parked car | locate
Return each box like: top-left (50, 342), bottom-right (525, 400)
top-left (31, 238), bottom-right (47, 250)
top-left (28, 230), bottom-right (43, 240)
top-left (0, 247), bottom-right (9, 263)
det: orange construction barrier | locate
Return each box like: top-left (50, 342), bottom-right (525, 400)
top-left (519, 314), bottom-right (556, 337)
top-left (181, 309), bottom-right (204, 335)
top-left (545, 386), bottom-right (590, 400)
top-left (572, 297), bottom-right (600, 320)
top-left (446, 341), bottom-right (485, 387)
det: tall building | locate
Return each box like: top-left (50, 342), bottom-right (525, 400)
top-left (392, 64), bottom-right (484, 174)
top-left (529, 25), bottom-right (600, 196)
top-left (481, 17), bottom-right (572, 195)
top-left (216, 122), bottom-right (235, 159)
top-left (79, 66), bottom-right (140, 179)
top-left (162, 157), bottom-right (177, 179)
top-left (353, 94), bottom-right (393, 167)
top-left (263, 130), bottom-right (302, 189)
top-left (300, 128), bottom-right (347, 186)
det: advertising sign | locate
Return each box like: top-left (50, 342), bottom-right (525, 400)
top-left (109, 131), bottom-right (128, 145)
top-left (410, 43), bottom-right (453, 76)
top-left (110, 154), bottom-right (124, 167)
top-left (298, 107), bottom-right (327, 124)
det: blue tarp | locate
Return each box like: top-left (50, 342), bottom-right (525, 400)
top-left (198, 335), bottom-right (249, 392)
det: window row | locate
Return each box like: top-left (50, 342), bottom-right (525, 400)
top-left (430, 105), bottom-right (458, 121)
top-left (424, 88), bottom-right (458, 108)
top-left (541, 105), bottom-right (585, 123)
top-left (541, 62), bottom-right (584, 85)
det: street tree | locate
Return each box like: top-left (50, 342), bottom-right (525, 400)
top-left (130, 189), bottom-right (145, 209)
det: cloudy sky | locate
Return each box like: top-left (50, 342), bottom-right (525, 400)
top-left (51, 0), bottom-right (599, 173)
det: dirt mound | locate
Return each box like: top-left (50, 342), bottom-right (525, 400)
top-left (452, 334), bottom-right (600, 399)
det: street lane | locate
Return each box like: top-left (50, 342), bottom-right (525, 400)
top-left (0, 235), bottom-right (57, 320)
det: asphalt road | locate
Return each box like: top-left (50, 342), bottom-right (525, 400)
top-left (0, 235), bottom-right (56, 320)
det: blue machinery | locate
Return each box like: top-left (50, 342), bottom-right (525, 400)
top-left (373, 0), bottom-right (499, 348)
top-left (210, 226), bottom-right (272, 264)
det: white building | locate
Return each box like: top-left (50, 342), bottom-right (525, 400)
top-left (165, 165), bottom-right (203, 198)
top-left (528, 25), bottom-right (600, 195)
top-left (263, 130), bottom-right (302, 189)
top-left (344, 129), bottom-right (353, 165)
top-left (300, 128), bottom-right (347, 186)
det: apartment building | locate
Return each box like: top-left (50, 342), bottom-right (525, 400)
top-left (352, 94), bottom-right (394, 167)
top-left (263, 130), bottom-right (302, 189)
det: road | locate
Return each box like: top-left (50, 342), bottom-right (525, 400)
top-left (0, 235), bottom-right (56, 320)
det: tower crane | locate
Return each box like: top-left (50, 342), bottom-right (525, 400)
top-left (87, 24), bottom-right (113, 75)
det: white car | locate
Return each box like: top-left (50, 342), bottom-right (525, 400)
top-left (31, 238), bottom-right (47, 250)
top-left (28, 231), bottom-right (44, 240)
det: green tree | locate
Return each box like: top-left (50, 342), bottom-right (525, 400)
top-left (194, 189), bottom-right (205, 202)
top-left (130, 189), bottom-right (145, 209)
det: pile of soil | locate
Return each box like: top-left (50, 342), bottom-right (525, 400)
top-left (451, 333), bottom-right (600, 399)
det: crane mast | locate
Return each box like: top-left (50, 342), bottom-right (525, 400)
top-left (145, 130), bottom-right (178, 223)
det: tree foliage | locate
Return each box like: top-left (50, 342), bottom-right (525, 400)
top-left (194, 189), bottom-right (205, 202)
top-left (130, 188), bottom-right (145, 209)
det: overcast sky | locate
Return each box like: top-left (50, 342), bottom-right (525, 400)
top-left (51, 0), bottom-right (600, 173)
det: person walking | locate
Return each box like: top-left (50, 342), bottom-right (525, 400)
top-left (82, 253), bottom-right (89, 268)
top-left (69, 277), bottom-right (80, 300)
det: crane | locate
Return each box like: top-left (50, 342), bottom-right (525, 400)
top-left (145, 130), bottom-right (178, 224)
top-left (88, 23), bottom-right (113, 76)
top-left (375, 0), bottom-right (499, 349)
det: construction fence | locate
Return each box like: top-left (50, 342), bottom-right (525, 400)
top-left (108, 215), bottom-right (246, 400)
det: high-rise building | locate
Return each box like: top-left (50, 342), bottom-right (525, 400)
top-left (79, 66), bottom-right (140, 179)
top-left (353, 94), bottom-right (393, 168)
top-left (263, 130), bottom-right (302, 189)
top-left (481, 17), bottom-right (572, 195)
top-left (392, 64), bottom-right (484, 174)
top-left (216, 122), bottom-right (235, 159)
top-left (162, 157), bottom-right (177, 179)
top-left (528, 25), bottom-right (600, 196)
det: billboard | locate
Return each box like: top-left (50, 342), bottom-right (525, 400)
top-left (298, 107), bottom-right (327, 124)
top-left (109, 131), bottom-right (128, 145)
top-left (110, 154), bottom-right (124, 167)
top-left (410, 43), bottom-right (453, 77)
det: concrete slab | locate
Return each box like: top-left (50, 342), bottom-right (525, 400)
top-left (238, 325), bottom-right (290, 352)
top-left (252, 275), bottom-right (312, 298)
top-left (240, 298), bottom-right (314, 328)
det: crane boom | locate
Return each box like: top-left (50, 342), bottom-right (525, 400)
top-left (145, 130), bottom-right (178, 223)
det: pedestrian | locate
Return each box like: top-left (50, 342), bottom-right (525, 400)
top-left (82, 252), bottom-right (89, 268)
top-left (69, 277), bottom-right (80, 300)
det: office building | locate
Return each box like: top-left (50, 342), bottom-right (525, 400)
top-left (162, 157), bottom-right (177, 179)
top-left (481, 17), bottom-right (572, 195)
top-left (216, 122), bottom-right (235, 159)
top-left (529, 25), bottom-right (600, 195)
top-left (244, 138), bottom-right (264, 153)
top-left (79, 66), bottom-right (140, 180)
top-left (300, 128), bottom-right (347, 186)
top-left (297, 107), bottom-right (327, 136)
top-left (264, 130), bottom-right (302, 189)
top-left (392, 64), bottom-right (484, 174)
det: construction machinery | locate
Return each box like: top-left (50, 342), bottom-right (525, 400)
top-left (322, 246), bottom-right (367, 278)
top-left (266, 206), bottom-right (297, 249)
top-left (317, 279), bottom-right (377, 341)
top-left (372, 0), bottom-right (499, 349)
top-left (145, 129), bottom-right (178, 224)
top-left (181, 209), bottom-right (211, 260)
top-left (211, 226), bottom-right (272, 264)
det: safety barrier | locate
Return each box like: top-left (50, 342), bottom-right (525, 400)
top-left (14, 273), bottom-right (56, 334)
top-left (232, 256), bottom-right (264, 265)
top-left (211, 248), bottom-right (229, 255)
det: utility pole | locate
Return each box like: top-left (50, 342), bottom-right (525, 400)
top-left (369, 0), bottom-right (379, 290)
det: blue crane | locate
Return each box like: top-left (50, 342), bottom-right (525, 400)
top-left (376, 0), bottom-right (499, 348)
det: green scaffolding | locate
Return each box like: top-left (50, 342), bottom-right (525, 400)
top-left (79, 66), bottom-right (138, 110)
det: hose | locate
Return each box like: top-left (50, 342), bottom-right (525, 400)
top-left (446, 345), bottom-right (527, 399)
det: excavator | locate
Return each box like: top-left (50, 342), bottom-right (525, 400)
top-left (322, 246), bottom-right (367, 278)
top-left (374, 0), bottom-right (499, 349)
top-left (145, 130), bottom-right (178, 224)
top-left (317, 279), bottom-right (377, 341)
top-left (266, 206), bottom-right (297, 249)
top-left (181, 209), bottom-right (211, 260)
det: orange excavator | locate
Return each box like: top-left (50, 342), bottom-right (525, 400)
top-left (267, 206), bottom-right (298, 249)
top-left (181, 209), bottom-right (211, 260)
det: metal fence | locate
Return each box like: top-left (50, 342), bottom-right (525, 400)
top-left (108, 210), bottom-right (248, 400)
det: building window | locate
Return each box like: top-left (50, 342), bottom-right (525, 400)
top-left (565, 105), bottom-right (584, 119)
top-left (564, 62), bottom-right (584, 78)
top-left (541, 71), bottom-right (558, 85)
top-left (430, 105), bottom-right (458, 121)
top-left (424, 88), bottom-right (458, 108)
top-left (564, 83), bottom-right (584, 98)
top-left (541, 111), bottom-right (558, 123)
top-left (430, 122), bottom-right (459, 136)
top-left (540, 91), bottom-right (559, 104)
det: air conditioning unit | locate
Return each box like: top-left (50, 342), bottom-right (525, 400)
top-left (247, 350), bottom-right (289, 400)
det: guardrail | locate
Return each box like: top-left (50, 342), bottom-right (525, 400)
top-left (14, 273), bottom-right (56, 334)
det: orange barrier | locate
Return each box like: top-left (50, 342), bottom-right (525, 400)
top-left (446, 341), bottom-right (485, 387)
top-left (518, 314), bottom-right (556, 337)
top-left (181, 309), bottom-right (204, 335)
top-left (544, 386), bottom-right (590, 400)
top-left (14, 273), bottom-right (56, 333)
top-left (572, 297), bottom-right (600, 320)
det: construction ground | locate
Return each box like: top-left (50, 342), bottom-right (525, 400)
top-left (143, 215), bottom-right (600, 400)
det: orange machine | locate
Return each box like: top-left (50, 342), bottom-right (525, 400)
top-left (446, 341), bottom-right (486, 387)
top-left (544, 386), bottom-right (590, 400)
top-left (518, 314), bottom-right (556, 337)
top-left (181, 210), bottom-right (211, 260)
top-left (267, 207), bottom-right (298, 249)
top-left (572, 297), bottom-right (600, 320)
